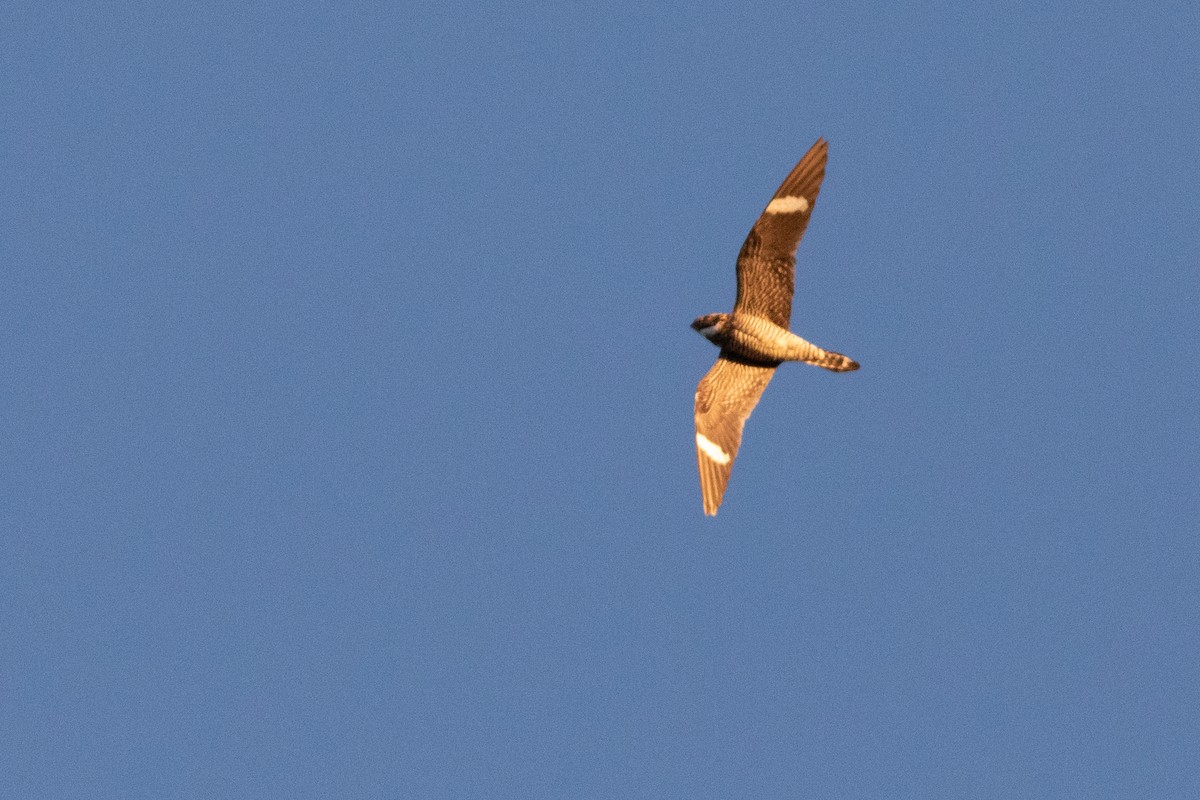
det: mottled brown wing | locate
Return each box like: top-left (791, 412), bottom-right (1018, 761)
top-left (694, 353), bottom-right (779, 516)
top-left (734, 138), bottom-right (829, 328)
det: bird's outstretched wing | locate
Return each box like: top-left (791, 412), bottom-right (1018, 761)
top-left (734, 138), bottom-right (828, 328)
top-left (694, 352), bottom-right (779, 515)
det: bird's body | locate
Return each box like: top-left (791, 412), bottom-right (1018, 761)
top-left (692, 138), bottom-right (858, 516)
top-left (692, 312), bottom-right (858, 369)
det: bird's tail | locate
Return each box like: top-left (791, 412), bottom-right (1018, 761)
top-left (811, 349), bottom-right (859, 372)
top-left (783, 334), bottom-right (860, 372)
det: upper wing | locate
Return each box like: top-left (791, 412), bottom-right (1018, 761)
top-left (733, 138), bottom-right (829, 328)
top-left (694, 353), bottom-right (779, 516)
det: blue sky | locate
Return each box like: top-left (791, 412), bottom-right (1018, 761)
top-left (4, 2), bottom-right (1198, 797)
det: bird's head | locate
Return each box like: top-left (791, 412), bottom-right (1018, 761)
top-left (691, 313), bottom-right (730, 342)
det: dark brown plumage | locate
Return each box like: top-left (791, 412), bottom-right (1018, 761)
top-left (734, 137), bottom-right (828, 328)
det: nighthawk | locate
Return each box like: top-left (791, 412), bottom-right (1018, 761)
top-left (692, 138), bottom-right (858, 515)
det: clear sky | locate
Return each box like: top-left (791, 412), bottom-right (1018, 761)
top-left (4, 2), bottom-right (1199, 797)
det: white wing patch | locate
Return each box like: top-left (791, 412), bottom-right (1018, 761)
top-left (765, 195), bottom-right (809, 214)
top-left (696, 432), bottom-right (731, 464)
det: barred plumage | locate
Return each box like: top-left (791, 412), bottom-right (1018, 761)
top-left (692, 138), bottom-right (859, 515)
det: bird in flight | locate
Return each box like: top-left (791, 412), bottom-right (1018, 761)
top-left (692, 138), bottom-right (858, 515)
